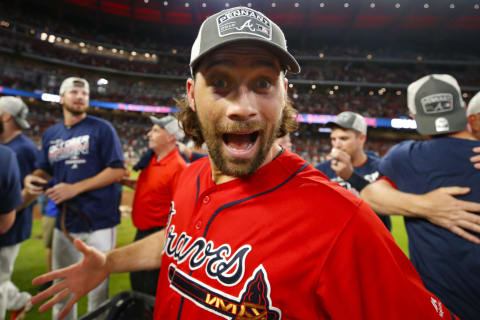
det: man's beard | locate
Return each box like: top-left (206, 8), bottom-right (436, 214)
top-left (200, 117), bottom-right (280, 178)
top-left (64, 102), bottom-right (87, 116)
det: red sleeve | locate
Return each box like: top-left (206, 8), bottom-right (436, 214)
top-left (378, 176), bottom-right (398, 189)
top-left (316, 201), bottom-right (458, 320)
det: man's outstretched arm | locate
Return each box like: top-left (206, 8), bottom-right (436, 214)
top-left (31, 229), bottom-right (165, 319)
top-left (360, 179), bottom-right (480, 244)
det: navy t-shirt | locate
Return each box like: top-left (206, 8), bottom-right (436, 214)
top-left (0, 134), bottom-right (37, 246)
top-left (379, 137), bottom-right (480, 320)
top-left (0, 145), bottom-right (22, 215)
top-left (37, 115), bottom-right (124, 233)
top-left (315, 152), bottom-right (391, 230)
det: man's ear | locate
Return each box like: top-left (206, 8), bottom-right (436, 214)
top-left (283, 77), bottom-right (289, 106)
top-left (59, 96), bottom-right (64, 105)
top-left (186, 78), bottom-right (196, 112)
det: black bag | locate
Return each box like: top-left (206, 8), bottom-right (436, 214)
top-left (79, 291), bottom-right (155, 320)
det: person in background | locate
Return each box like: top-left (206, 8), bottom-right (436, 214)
top-left (315, 111), bottom-right (391, 229)
top-left (467, 91), bottom-right (480, 140)
top-left (24, 77), bottom-right (125, 320)
top-left (361, 74), bottom-right (480, 319)
top-left (0, 96), bottom-right (38, 319)
top-left (121, 115), bottom-right (187, 296)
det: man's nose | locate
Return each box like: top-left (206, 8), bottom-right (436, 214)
top-left (225, 85), bottom-right (259, 121)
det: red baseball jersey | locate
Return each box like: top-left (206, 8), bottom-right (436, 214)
top-left (154, 150), bottom-right (457, 319)
top-left (132, 148), bottom-right (187, 230)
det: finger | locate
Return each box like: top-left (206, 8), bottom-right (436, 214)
top-left (31, 280), bottom-right (68, 305)
top-left (457, 216), bottom-right (480, 234)
top-left (73, 239), bottom-right (90, 255)
top-left (473, 146), bottom-right (480, 153)
top-left (450, 226), bottom-right (480, 245)
top-left (438, 186), bottom-right (471, 196)
top-left (38, 288), bottom-right (71, 313)
top-left (33, 268), bottom-right (71, 286)
top-left (475, 163), bottom-right (480, 170)
top-left (58, 294), bottom-right (79, 320)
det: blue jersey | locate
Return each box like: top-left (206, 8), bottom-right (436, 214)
top-left (0, 134), bottom-right (37, 246)
top-left (315, 152), bottom-right (391, 229)
top-left (0, 145), bottom-right (22, 216)
top-left (37, 115), bottom-right (124, 233)
top-left (379, 137), bottom-right (480, 320)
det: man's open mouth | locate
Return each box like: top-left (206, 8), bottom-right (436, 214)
top-left (223, 131), bottom-right (260, 153)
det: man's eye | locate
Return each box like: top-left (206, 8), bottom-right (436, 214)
top-left (256, 78), bottom-right (272, 89)
top-left (213, 78), bottom-right (228, 89)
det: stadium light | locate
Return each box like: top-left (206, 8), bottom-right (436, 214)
top-left (449, 4), bottom-right (455, 9)
top-left (163, 1), bottom-right (168, 6)
top-left (202, 3), bottom-right (206, 7)
top-left (424, 3), bottom-right (430, 9)
top-left (475, 4), bottom-right (480, 10)
top-left (272, 3), bottom-right (276, 7)
top-left (344, 3), bottom-right (350, 8)
top-left (48, 35), bottom-right (55, 43)
top-left (40, 32), bottom-right (48, 41)
top-left (185, 2), bottom-right (189, 8)
top-left (247, 3), bottom-right (252, 8)
top-left (97, 78), bottom-right (109, 86)
top-left (294, 3), bottom-right (299, 8)
top-left (395, 3), bottom-right (401, 8)
top-left (370, 3), bottom-right (375, 8)
top-left (320, 3), bottom-right (325, 8)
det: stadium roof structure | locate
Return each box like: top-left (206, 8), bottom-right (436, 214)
top-left (12, 0), bottom-right (480, 52)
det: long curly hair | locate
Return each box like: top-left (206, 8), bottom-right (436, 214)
top-left (175, 95), bottom-right (298, 147)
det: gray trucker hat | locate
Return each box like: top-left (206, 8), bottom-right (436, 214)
top-left (0, 96), bottom-right (30, 129)
top-left (326, 111), bottom-right (367, 135)
top-left (467, 91), bottom-right (480, 116)
top-left (59, 77), bottom-right (90, 96)
top-left (150, 115), bottom-right (185, 141)
top-left (190, 6), bottom-right (300, 75)
top-left (407, 74), bottom-right (467, 136)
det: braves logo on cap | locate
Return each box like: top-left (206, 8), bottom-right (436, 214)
top-left (216, 7), bottom-right (272, 40)
top-left (420, 93), bottom-right (454, 114)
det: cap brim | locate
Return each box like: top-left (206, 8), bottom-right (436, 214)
top-left (16, 118), bottom-right (30, 129)
top-left (191, 38), bottom-right (300, 74)
top-left (149, 116), bottom-right (163, 127)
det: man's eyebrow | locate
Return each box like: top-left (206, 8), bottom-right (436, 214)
top-left (202, 57), bottom-right (280, 73)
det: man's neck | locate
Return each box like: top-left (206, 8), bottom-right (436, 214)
top-left (351, 150), bottom-right (368, 167)
top-left (63, 110), bottom-right (87, 127)
top-left (0, 129), bottom-right (21, 144)
top-left (448, 130), bottom-right (477, 140)
top-left (154, 143), bottom-right (176, 162)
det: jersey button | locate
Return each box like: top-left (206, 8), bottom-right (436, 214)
top-left (203, 195), bottom-right (210, 204)
top-left (195, 221), bottom-right (202, 230)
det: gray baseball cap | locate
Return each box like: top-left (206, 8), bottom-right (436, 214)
top-left (150, 115), bottom-right (185, 141)
top-left (190, 6), bottom-right (300, 75)
top-left (0, 96), bottom-right (30, 129)
top-left (467, 91), bottom-right (480, 116)
top-left (407, 74), bottom-right (467, 136)
top-left (326, 111), bottom-right (367, 135)
top-left (59, 77), bottom-right (90, 96)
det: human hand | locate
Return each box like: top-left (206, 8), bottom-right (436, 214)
top-left (31, 239), bottom-right (110, 319)
top-left (471, 146), bottom-right (480, 169)
top-left (24, 175), bottom-right (48, 196)
top-left (330, 148), bottom-right (354, 180)
top-left (45, 183), bottom-right (79, 204)
top-left (416, 186), bottom-right (480, 244)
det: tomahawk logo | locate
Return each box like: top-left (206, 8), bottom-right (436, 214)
top-left (216, 7), bottom-right (272, 40)
top-left (169, 264), bottom-right (281, 319)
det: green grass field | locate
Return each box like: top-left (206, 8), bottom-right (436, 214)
top-left (9, 217), bottom-right (136, 319)
top-left (10, 214), bottom-right (409, 319)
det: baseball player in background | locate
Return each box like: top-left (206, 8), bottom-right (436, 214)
top-left (24, 77), bottom-right (125, 320)
top-left (0, 96), bottom-right (38, 318)
top-left (361, 74), bottom-right (480, 319)
top-left (315, 111), bottom-right (391, 229)
top-left (31, 7), bottom-right (459, 320)
top-left (121, 115), bottom-right (187, 296)
top-left (467, 91), bottom-right (480, 140)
